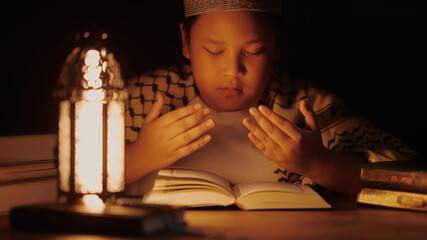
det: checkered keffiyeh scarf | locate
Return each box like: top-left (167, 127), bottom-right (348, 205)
top-left (125, 64), bottom-right (417, 185)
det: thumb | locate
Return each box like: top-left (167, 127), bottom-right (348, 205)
top-left (300, 99), bottom-right (319, 132)
top-left (145, 92), bottom-right (165, 123)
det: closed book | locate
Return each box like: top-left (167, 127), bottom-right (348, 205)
top-left (0, 134), bottom-right (58, 214)
top-left (0, 160), bottom-right (57, 183)
top-left (0, 134), bottom-right (57, 163)
top-left (360, 160), bottom-right (427, 193)
top-left (357, 188), bottom-right (427, 211)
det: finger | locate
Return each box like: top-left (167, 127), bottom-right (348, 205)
top-left (247, 132), bottom-right (276, 161)
top-left (299, 100), bottom-right (319, 132)
top-left (248, 132), bottom-right (266, 153)
top-left (158, 102), bottom-right (203, 127)
top-left (167, 107), bottom-right (211, 138)
top-left (171, 119), bottom-right (215, 146)
top-left (248, 106), bottom-right (294, 143)
top-left (243, 117), bottom-right (282, 151)
top-left (145, 92), bottom-right (164, 123)
top-left (174, 134), bottom-right (212, 159)
top-left (256, 105), bottom-right (301, 139)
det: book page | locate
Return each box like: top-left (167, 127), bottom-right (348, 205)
top-left (233, 182), bottom-right (331, 210)
top-left (157, 168), bottom-right (233, 194)
top-left (233, 181), bottom-right (315, 199)
top-left (143, 168), bottom-right (237, 207)
top-left (143, 188), bottom-right (235, 207)
top-left (152, 177), bottom-right (233, 197)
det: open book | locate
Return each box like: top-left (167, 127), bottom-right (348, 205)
top-left (142, 168), bottom-right (331, 210)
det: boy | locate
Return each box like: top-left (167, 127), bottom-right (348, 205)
top-left (124, 0), bottom-right (416, 195)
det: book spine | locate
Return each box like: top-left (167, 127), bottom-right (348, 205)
top-left (360, 168), bottom-right (427, 193)
top-left (357, 188), bottom-right (427, 211)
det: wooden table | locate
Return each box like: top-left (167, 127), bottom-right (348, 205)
top-left (1, 195), bottom-right (426, 240)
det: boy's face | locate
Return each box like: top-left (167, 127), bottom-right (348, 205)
top-left (181, 11), bottom-right (279, 112)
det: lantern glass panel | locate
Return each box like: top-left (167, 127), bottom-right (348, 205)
top-left (107, 100), bottom-right (125, 192)
top-left (55, 30), bottom-right (128, 201)
top-left (58, 100), bottom-right (71, 192)
top-left (74, 100), bottom-right (103, 194)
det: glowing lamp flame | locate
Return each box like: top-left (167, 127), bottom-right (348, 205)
top-left (82, 195), bottom-right (105, 213)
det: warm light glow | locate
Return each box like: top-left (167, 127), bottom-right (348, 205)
top-left (83, 66), bottom-right (101, 81)
top-left (75, 100), bottom-right (103, 194)
top-left (107, 100), bottom-right (125, 192)
top-left (84, 50), bottom-right (100, 66)
top-left (57, 41), bottom-right (127, 200)
top-left (83, 50), bottom-right (103, 89)
top-left (58, 101), bottom-right (71, 192)
top-left (100, 48), bottom-right (107, 57)
top-left (82, 89), bottom-right (105, 102)
top-left (82, 194), bottom-right (105, 213)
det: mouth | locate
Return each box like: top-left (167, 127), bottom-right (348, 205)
top-left (220, 87), bottom-right (242, 96)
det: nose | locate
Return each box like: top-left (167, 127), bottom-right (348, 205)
top-left (223, 52), bottom-right (246, 80)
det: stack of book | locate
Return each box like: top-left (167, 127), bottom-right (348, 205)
top-left (0, 134), bottom-right (58, 214)
top-left (357, 160), bottom-right (427, 211)
top-left (0, 159), bottom-right (56, 183)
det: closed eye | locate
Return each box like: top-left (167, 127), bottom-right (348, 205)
top-left (204, 47), bottom-right (224, 56)
top-left (243, 48), bottom-right (263, 56)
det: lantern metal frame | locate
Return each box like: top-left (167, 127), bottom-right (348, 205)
top-left (55, 31), bottom-right (128, 203)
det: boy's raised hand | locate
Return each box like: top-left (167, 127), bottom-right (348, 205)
top-left (133, 92), bottom-right (214, 171)
top-left (242, 100), bottom-right (326, 178)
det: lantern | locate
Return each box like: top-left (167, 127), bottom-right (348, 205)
top-left (55, 30), bottom-right (128, 202)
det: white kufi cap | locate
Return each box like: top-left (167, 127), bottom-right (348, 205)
top-left (183, 0), bottom-right (282, 17)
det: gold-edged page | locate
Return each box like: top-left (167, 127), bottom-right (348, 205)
top-left (157, 168), bottom-right (233, 194)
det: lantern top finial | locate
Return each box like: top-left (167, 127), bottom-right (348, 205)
top-left (55, 30), bottom-right (125, 101)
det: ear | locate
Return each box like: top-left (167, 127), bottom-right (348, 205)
top-left (180, 23), bottom-right (191, 60)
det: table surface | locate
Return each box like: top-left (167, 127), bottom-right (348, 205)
top-left (1, 195), bottom-right (426, 240)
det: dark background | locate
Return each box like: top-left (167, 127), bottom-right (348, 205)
top-left (0, 0), bottom-right (425, 157)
